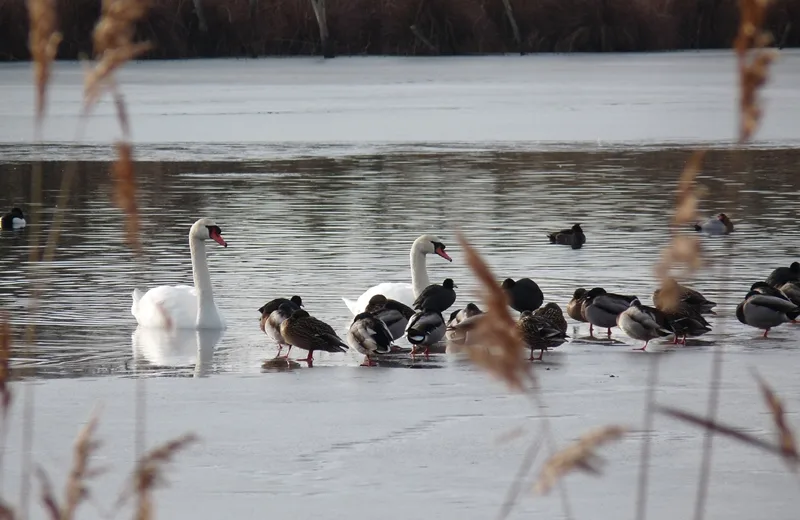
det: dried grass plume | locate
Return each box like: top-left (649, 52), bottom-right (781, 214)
top-left (26, 0), bottom-right (62, 129)
top-left (735, 0), bottom-right (777, 143)
top-left (116, 433), bottom-right (199, 520)
top-left (84, 0), bottom-right (152, 113)
top-left (37, 410), bottom-right (104, 520)
top-left (453, 231), bottom-right (531, 393)
top-left (654, 150), bottom-right (706, 311)
top-left (534, 425), bottom-right (628, 495)
top-left (113, 142), bottom-right (141, 253)
top-left (751, 369), bottom-right (798, 465)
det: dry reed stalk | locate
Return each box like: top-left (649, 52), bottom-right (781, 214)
top-left (82, 0), bottom-right (147, 257)
top-left (0, 316), bottom-right (12, 416)
top-left (734, 0), bottom-right (777, 143)
top-left (634, 354), bottom-right (660, 520)
top-left (750, 369), bottom-right (798, 465)
top-left (26, 0), bottom-right (62, 134)
top-left (0, 501), bottom-right (14, 520)
top-left (83, 0), bottom-right (152, 115)
top-left (36, 410), bottom-right (104, 520)
top-left (653, 150), bottom-right (706, 312)
top-left (658, 404), bottom-right (799, 464)
top-left (113, 142), bottom-right (142, 253)
top-left (452, 231), bottom-right (532, 393)
top-left (454, 232), bottom-right (573, 517)
top-left (116, 433), bottom-right (198, 520)
top-left (496, 433), bottom-right (543, 520)
top-left (690, 2), bottom-right (777, 517)
top-left (533, 425), bottom-right (628, 495)
top-left (0, 315), bottom-right (12, 486)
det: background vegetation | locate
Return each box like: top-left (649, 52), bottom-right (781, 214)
top-left (1, 0), bottom-right (799, 60)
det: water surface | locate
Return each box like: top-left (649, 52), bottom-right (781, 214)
top-left (1, 53), bottom-right (799, 520)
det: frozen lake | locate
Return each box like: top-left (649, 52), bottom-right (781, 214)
top-left (0, 52), bottom-right (799, 519)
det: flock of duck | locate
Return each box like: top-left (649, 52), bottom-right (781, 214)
top-left (119, 217), bottom-right (800, 368)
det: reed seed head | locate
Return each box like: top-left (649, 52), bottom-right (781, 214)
top-left (453, 231), bottom-right (533, 393)
top-left (26, 0), bottom-right (62, 129)
top-left (534, 425), bottom-right (627, 495)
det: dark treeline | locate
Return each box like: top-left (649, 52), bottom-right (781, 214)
top-left (0, 0), bottom-right (798, 60)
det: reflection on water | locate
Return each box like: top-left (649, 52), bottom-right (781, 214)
top-left (1, 147), bottom-right (799, 379)
top-left (132, 327), bottom-right (223, 378)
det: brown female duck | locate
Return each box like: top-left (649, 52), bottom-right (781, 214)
top-left (280, 305), bottom-right (349, 367)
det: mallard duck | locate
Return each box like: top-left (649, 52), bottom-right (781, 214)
top-left (445, 303), bottom-right (483, 345)
top-left (736, 290), bottom-right (800, 338)
top-left (405, 310), bottom-right (445, 358)
top-left (694, 213), bottom-right (734, 235)
top-left (617, 299), bottom-right (674, 351)
top-left (534, 302), bottom-right (568, 334)
top-left (779, 281), bottom-right (800, 310)
top-left (518, 310), bottom-right (568, 361)
top-left (567, 288), bottom-right (589, 323)
top-left (583, 287), bottom-right (637, 337)
top-left (280, 307), bottom-right (349, 366)
top-left (662, 301), bottom-right (711, 345)
top-left (364, 294), bottom-right (415, 340)
top-left (652, 278), bottom-right (716, 315)
top-left (258, 295), bottom-right (303, 357)
top-left (765, 262), bottom-right (800, 288)
top-left (750, 281), bottom-right (791, 301)
top-left (546, 224), bottom-right (586, 249)
top-left (501, 277), bottom-right (544, 312)
top-left (413, 278), bottom-right (457, 313)
top-left (347, 312), bottom-right (395, 366)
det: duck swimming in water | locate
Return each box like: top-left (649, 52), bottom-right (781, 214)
top-left (546, 224), bottom-right (586, 249)
top-left (694, 213), bottom-right (734, 235)
top-left (1, 207), bottom-right (26, 230)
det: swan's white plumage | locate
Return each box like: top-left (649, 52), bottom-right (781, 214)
top-left (342, 283), bottom-right (415, 316)
top-left (130, 218), bottom-right (227, 330)
top-left (131, 285), bottom-right (224, 329)
top-left (342, 233), bottom-right (451, 316)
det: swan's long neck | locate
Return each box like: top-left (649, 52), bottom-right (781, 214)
top-left (410, 246), bottom-right (430, 297)
top-left (190, 237), bottom-right (217, 327)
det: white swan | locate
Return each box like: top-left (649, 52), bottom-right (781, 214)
top-left (131, 218), bottom-right (228, 329)
top-left (342, 234), bottom-right (451, 315)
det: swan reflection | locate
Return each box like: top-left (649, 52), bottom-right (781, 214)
top-left (132, 327), bottom-right (223, 377)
